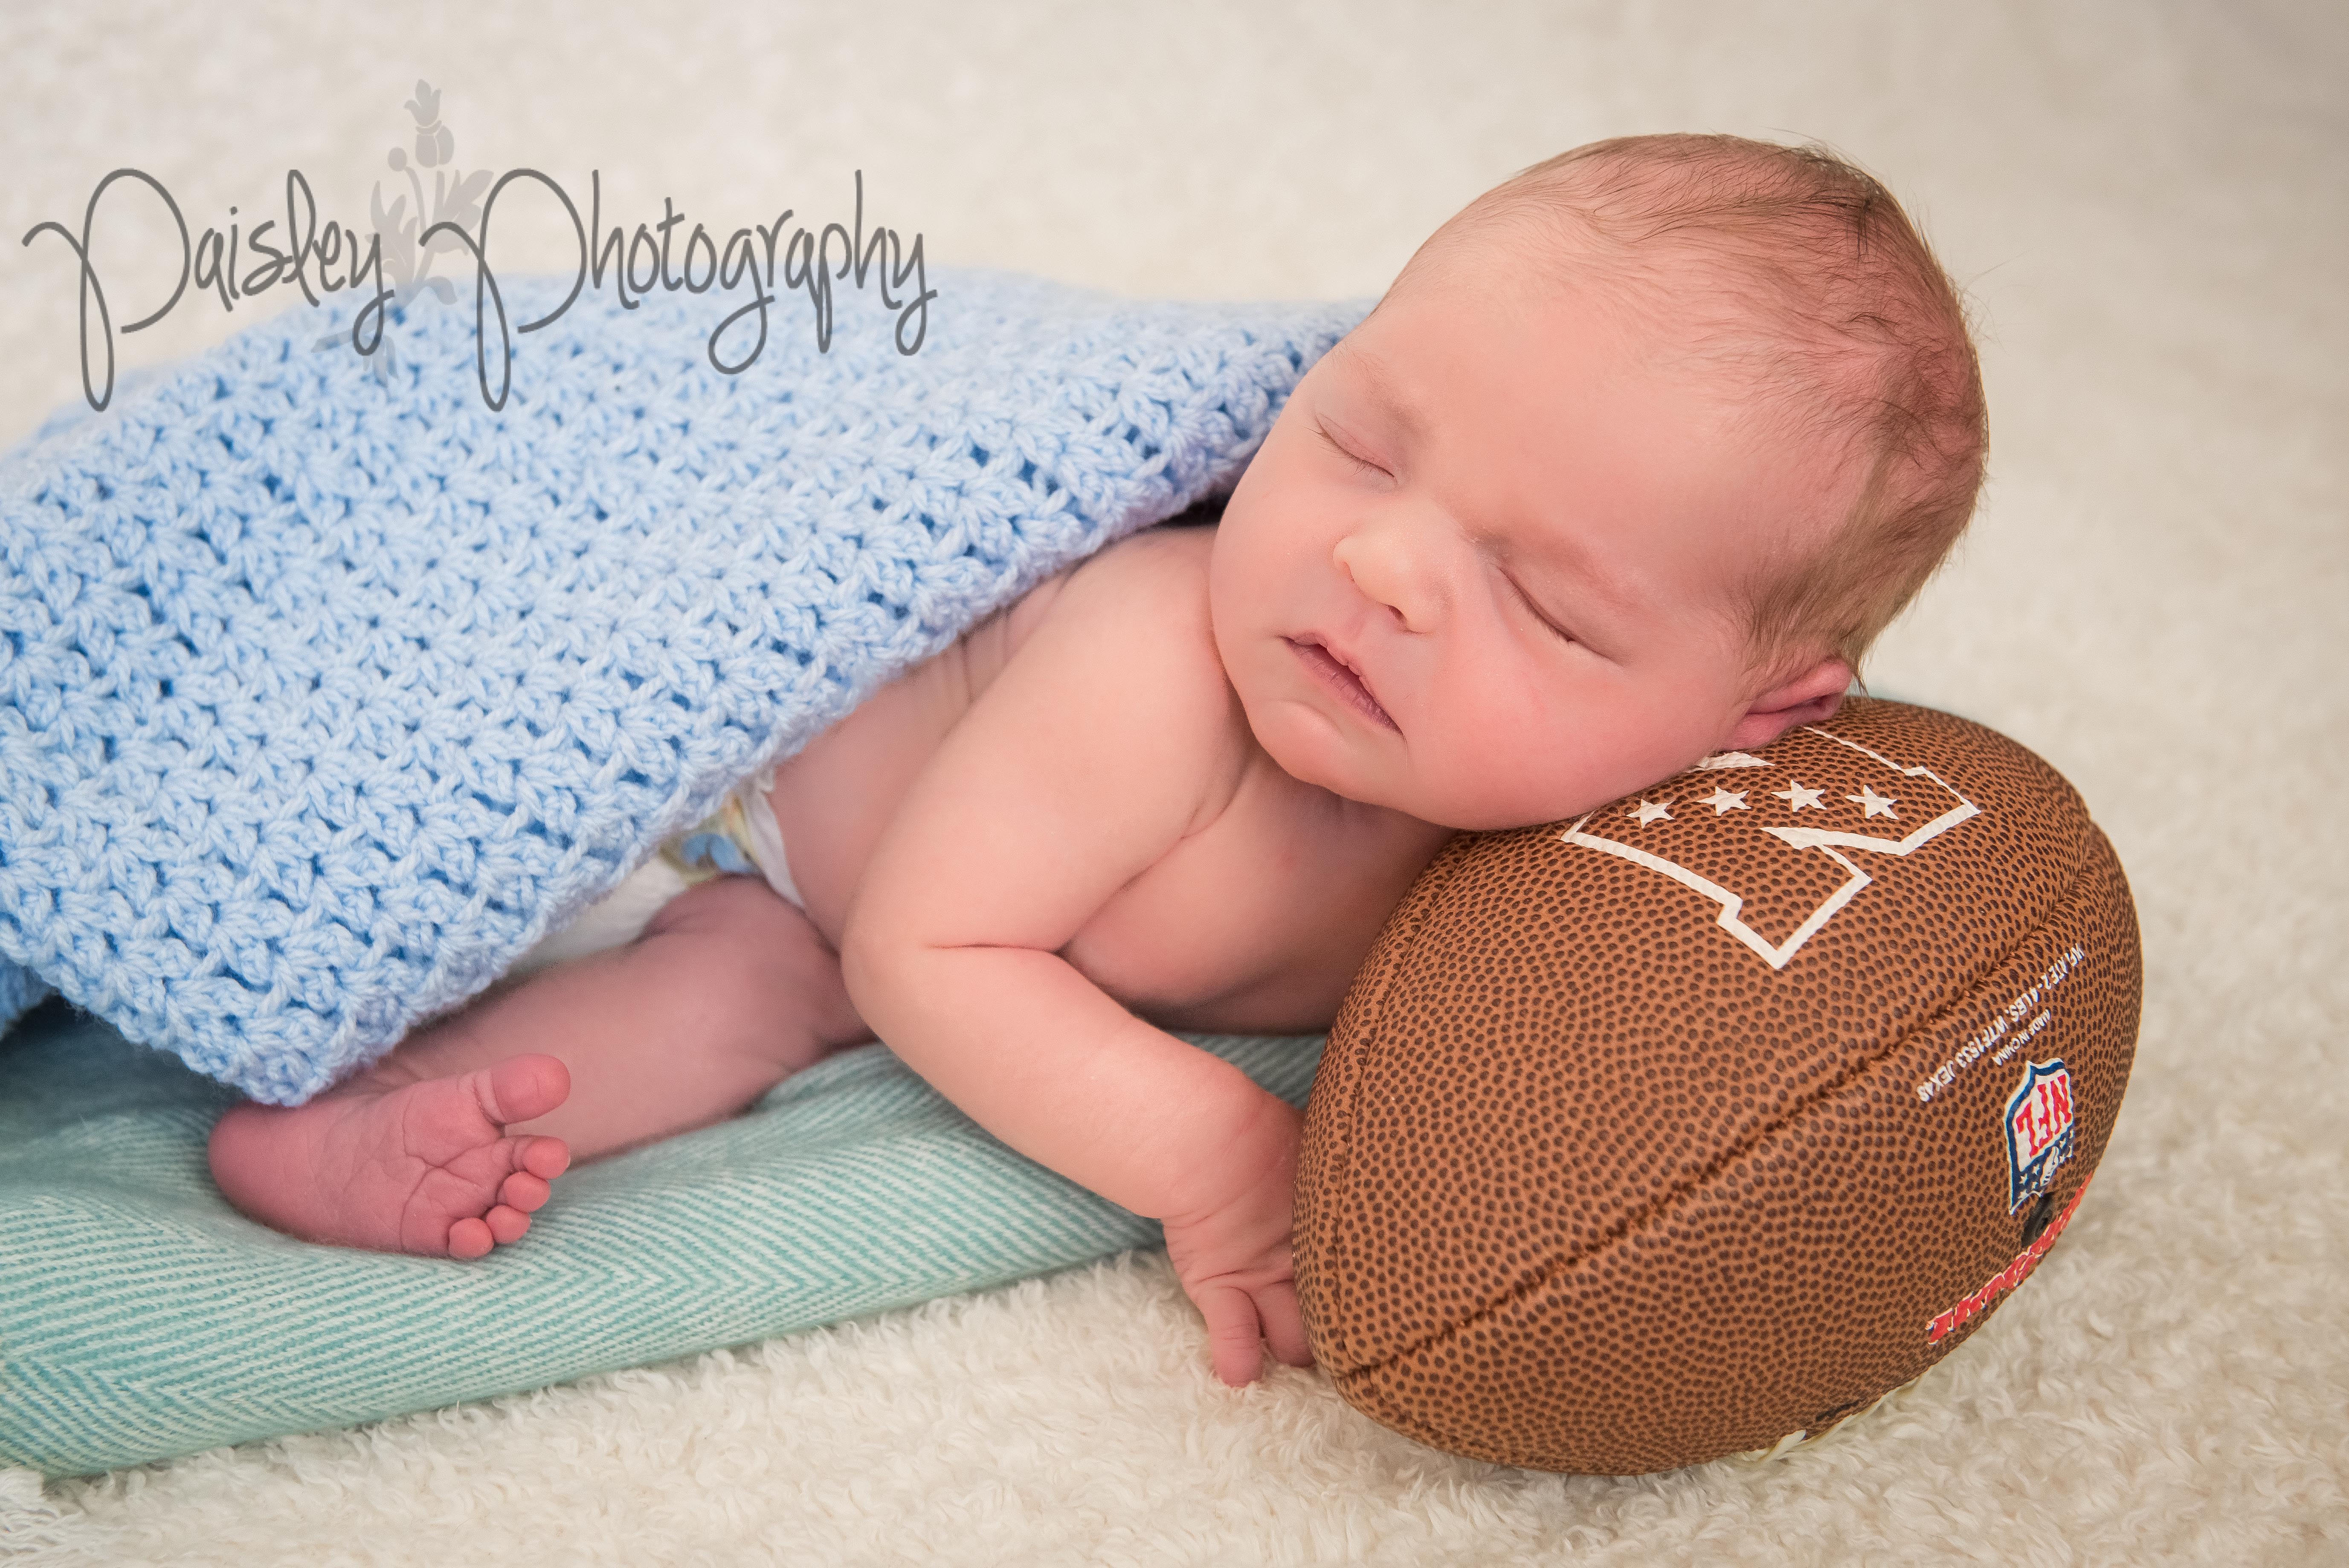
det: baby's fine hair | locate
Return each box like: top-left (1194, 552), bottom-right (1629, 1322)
top-left (1404, 133), bottom-right (1988, 677)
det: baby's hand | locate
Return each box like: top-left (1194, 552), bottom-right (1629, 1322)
top-left (1159, 1093), bottom-right (1315, 1387)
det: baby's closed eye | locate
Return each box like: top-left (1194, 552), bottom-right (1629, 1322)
top-left (1316, 420), bottom-right (1389, 478)
top-left (1503, 568), bottom-right (1580, 645)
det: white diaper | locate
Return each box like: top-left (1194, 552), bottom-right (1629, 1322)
top-left (730, 768), bottom-right (806, 909)
top-left (656, 765), bottom-right (805, 909)
top-left (505, 768), bottom-right (803, 980)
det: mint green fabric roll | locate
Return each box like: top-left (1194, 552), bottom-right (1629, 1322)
top-left (0, 1001), bottom-right (1323, 1478)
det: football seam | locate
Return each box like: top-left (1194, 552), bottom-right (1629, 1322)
top-left (1328, 829), bottom-right (2106, 1388)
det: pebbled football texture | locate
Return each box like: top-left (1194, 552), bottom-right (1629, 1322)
top-left (1294, 698), bottom-right (2141, 1474)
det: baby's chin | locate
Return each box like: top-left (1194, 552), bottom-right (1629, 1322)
top-left (1296, 756), bottom-right (1592, 833)
top-left (1246, 712), bottom-right (1598, 830)
top-left (1383, 775), bottom-right (1639, 834)
top-left (1420, 803), bottom-right (1592, 833)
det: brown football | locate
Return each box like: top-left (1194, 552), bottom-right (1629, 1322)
top-left (1293, 698), bottom-right (2141, 1474)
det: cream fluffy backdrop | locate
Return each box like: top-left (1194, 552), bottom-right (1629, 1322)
top-left (2, 2), bottom-right (2343, 1562)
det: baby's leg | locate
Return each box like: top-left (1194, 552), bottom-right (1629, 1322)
top-left (207, 875), bottom-right (871, 1258)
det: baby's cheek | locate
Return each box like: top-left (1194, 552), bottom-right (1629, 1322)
top-left (1458, 686), bottom-right (1674, 829)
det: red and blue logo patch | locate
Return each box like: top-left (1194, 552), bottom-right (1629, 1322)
top-left (2003, 1058), bottom-right (2076, 1213)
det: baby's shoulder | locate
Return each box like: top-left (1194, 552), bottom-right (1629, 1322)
top-left (1017, 522), bottom-right (1218, 653)
top-left (1010, 524), bottom-right (1251, 798)
top-left (1073, 520), bottom-right (1216, 597)
top-left (971, 524), bottom-right (1209, 693)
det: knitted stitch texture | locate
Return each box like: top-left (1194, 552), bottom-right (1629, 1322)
top-left (0, 270), bottom-right (1365, 1103)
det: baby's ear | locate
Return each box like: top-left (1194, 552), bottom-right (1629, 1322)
top-left (1721, 658), bottom-right (1853, 751)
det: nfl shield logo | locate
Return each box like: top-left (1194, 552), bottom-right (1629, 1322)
top-left (2003, 1058), bottom-right (2077, 1213)
top-left (1554, 723), bottom-right (1981, 971)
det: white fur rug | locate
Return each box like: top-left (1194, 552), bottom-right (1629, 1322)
top-left (4, 2), bottom-right (2343, 1561)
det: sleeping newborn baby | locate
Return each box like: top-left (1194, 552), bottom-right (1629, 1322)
top-left (209, 133), bottom-right (1987, 1385)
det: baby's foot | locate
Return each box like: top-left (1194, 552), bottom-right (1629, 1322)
top-left (208, 1055), bottom-right (574, 1259)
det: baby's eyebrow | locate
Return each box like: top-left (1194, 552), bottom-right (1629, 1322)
top-left (1334, 342), bottom-right (1429, 441)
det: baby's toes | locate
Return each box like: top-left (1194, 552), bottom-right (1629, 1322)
top-left (484, 1204), bottom-right (531, 1246)
top-left (499, 1168), bottom-right (551, 1214)
top-left (476, 1054), bottom-right (570, 1127)
top-left (519, 1135), bottom-right (570, 1182)
top-left (448, 1215), bottom-right (496, 1261)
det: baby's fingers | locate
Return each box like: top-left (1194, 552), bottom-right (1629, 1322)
top-left (1258, 1280), bottom-right (1314, 1370)
top-left (1195, 1282), bottom-right (1269, 1387)
top-left (1195, 1279), bottom-right (1315, 1385)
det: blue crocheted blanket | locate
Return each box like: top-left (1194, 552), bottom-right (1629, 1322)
top-left (0, 270), bottom-right (1363, 1104)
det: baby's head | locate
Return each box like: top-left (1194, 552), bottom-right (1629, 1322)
top-left (1211, 133), bottom-right (1987, 830)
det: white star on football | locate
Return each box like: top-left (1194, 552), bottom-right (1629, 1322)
top-left (1772, 781), bottom-right (1826, 812)
top-left (1630, 798), bottom-right (1673, 826)
top-left (1848, 785), bottom-right (1899, 819)
top-left (1700, 787), bottom-right (1749, 814)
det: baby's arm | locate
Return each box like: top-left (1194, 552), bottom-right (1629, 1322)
top-left (838, 534), bottom-right (1310, 1386)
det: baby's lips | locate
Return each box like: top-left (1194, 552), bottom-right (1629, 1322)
top-left (1288, 634), bottom-right (1398, 730)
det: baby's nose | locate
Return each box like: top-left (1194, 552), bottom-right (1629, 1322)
top-left (1334, 523), bottom-right (1441, 633)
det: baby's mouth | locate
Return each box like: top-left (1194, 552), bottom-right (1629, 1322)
top-left (1286, 637), bottom-right (1398, 731)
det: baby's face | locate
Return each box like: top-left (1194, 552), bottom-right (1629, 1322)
top-left (1210, 263), bottom-right (1854, 831)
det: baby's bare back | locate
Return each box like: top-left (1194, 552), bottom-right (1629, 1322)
top-left (764, 524), bottom-right (1444, 1035)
